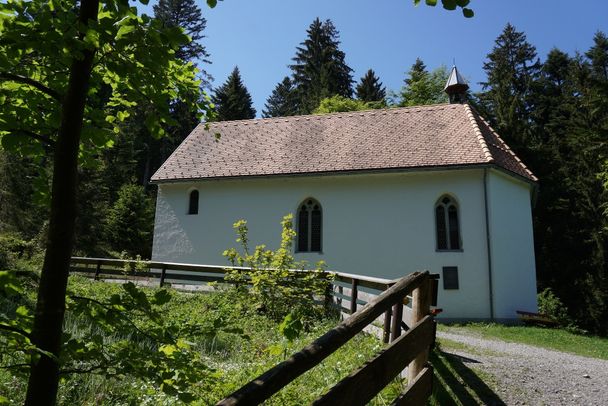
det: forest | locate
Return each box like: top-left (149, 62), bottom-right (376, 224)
top-left (0, 0), bottom-right (607, 402)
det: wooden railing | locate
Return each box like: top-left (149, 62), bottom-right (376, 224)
top-left (69, 257), bottom-right (439, 405)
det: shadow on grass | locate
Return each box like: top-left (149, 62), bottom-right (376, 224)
top-left (429, 349), bottom-right (505, 406)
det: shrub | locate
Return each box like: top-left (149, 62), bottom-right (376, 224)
top-left (537, 288), bottom-right (579, 331)
top-left (0, 233), bottom-right (33, 269)
top-left (223, 214), bottom-right (333, 331)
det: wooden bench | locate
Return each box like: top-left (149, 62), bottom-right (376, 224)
top-left (516, 310), bottom-right (559, 327)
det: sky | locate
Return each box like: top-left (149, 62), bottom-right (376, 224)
top-left (143, 0), bottom-right (608, 117)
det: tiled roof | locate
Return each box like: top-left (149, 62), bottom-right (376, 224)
top-left (151, 103), bottom-right (537, 183)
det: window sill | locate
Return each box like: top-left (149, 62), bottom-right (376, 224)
top-left (295, 251), bottom-right (324, 255)
top-left (436, 249), bottom-right (463, 253)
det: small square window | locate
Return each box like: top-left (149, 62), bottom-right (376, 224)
top-left (442, 266), bottom-right (459, 290)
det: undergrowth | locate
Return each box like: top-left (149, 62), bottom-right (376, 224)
top-left (0, 275), bottom-right (404, 405)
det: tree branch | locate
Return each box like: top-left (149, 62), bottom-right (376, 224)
top-left (0, 72), bottom-right (62, 101)
top-left (0, 323), bottom-right (31, 339)
top-left (68, 295), bottom-right (166, 342)
top-left (0, 363), bottom-right (30, 370)
top-left (8, 129), bottom-right (56, 146)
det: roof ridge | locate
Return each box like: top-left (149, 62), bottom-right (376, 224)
top-left (204, 103), bottom-right (455, 126)
top-left (464, 104), bottom-right (493, 163)
top-left (469, 106), bottom-right (538, 182)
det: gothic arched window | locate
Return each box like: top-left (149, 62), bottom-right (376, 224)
top-left (297, 198), bottom-right (322, 252)
top-left (435, 195), bottom-right (461, 250)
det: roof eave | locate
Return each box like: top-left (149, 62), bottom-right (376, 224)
top-left (150, 162), bottom-right (537, 186)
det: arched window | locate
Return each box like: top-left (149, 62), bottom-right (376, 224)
top-left (188, 190), bottom-right (199, 215)
top-left (435, 195), bottom-right (461, 250)
top-left (297, 198), bottom-right (322, 252)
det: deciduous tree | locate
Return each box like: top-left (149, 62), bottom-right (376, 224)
top-left (0, 0), bottom-right (213, 403)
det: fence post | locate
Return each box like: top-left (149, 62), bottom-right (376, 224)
top-left (160, 264), bottom-right (167, 287)
top-left (390, 301), bottom-right (404, 342)
top-left (94, 260), bottom-right (101, 280)
top-left (350, 279), bottom-right (358, 314)
top-left (407, 275), bottom-right (431, 383)
top-left (383, 309), bottom-right (391, 343)
top-left (324, 283), bottom-right (332, 310)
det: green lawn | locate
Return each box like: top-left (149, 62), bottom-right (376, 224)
top-left (438, 322), bottom-right (608, 360)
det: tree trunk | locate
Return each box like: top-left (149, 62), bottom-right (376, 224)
top-left (24, 0), bottom-right (99, 404)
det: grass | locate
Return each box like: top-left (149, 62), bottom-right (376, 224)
top-left (0, 274), bottom-right (406, 405)
top-left (438, 322), bottom-right (608, 360)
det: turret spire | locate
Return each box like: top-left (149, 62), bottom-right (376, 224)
top-left (444, 65), bottom-right (469, 104)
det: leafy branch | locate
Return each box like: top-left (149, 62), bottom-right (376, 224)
top-left (0, 72), bottom-right (62, 101)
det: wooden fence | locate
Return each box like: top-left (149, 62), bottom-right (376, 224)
top-left (69, 257), bottom-right (439, 405)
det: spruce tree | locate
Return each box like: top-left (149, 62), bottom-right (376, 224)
top-left (355, 69), bottom-right (386, 103)
top-left (262, 77), bottom-right (299, 118)
top-left (153, 0), bottom-right (211, 82)
top-left (478, 23), bottom-right (541, 150)
top-left (290, 18), bottom-right (354, 114)
top-left (212, 66), bottom-right (256, 121)
top-left (586, 31), bottom-right (608, 80)
top-left (405, 58), bottom-right (427, 87)
top-left (399, 59), bottom-right (448, 106)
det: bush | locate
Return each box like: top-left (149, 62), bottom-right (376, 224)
top-left (0, 233), bottom-right (33, 269)
top-left (537, 288), bottom-right (581, 332)
top-left (223, 214), bottom-right (333, 333)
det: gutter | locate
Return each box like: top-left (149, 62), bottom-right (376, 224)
top-left (483, 168), bottom-right (495, 320)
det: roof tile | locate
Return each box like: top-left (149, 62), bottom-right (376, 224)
top-left (151, 103), bottom-right (536, 183)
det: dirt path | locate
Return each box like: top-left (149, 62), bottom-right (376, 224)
top-left (436, 330), bottom-right (608, 405)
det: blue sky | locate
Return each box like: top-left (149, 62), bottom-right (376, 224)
top-left (144, 1), bottom-right (607, 116)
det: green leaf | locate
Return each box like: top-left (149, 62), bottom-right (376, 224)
top-left (455, 0), bottom-right (470, 6)
top-left (15, 305), bottom-right (30, 317)
top-left (278, 312), bottom-right (303, 342)
top-left (115, 24), bottom-right (135, 40)
top-left (84, 28), bottom-right (99, 48)
top-left (462, 7), bottom-right (474, 17)
top-left (425, 0), bottom-right (437, 6)
top-left (441, 0), bottom-right (457, 10)
top-left (206, 0), bottom-right (217, 8)
top-left (153, 289), bottom-right (171, 306)
top-left (159, 344), bottom-right (177, 357)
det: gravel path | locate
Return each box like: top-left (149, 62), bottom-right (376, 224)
top-left (437, 330), bottom-right (608, 405)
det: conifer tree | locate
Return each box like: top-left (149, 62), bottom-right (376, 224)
top-left (399, 59), bottom-right (448, 106)
top-left (212, 66), bottom-right (256, 121)
top-left (478, 23), bottom-right (541, 150)
top-left (405, 58), bottom-right (427, 87)
top-left (479, 28), bottom-right (608, 334)
top-left (153, 0), bottom-right (211, 83)
top-left (262, 77), bottom-right (299, 118)
top-left (290, 18), bottom-right (354, 114)
top-left (355, 69), bottom-right (386, 103)
top-left (586, 31), bottom-right (608, 80)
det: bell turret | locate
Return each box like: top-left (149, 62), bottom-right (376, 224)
top-left (444, 65), bottom-right (469, 104)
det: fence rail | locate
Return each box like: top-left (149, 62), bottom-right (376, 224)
top-left (69, 257), bottom-right (439, 405)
